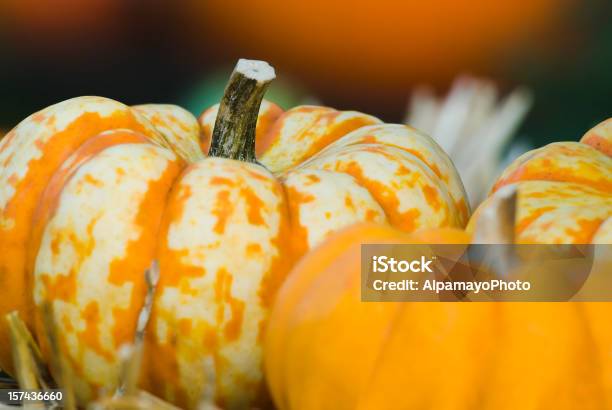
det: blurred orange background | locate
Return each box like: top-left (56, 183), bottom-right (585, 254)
top-left (0, 0), bottom-right (609, 142)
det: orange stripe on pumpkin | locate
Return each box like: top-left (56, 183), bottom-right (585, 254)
top-left (30, 131), bottom-right (182, 378)
top-left (212, 190), bottom-right (233, 234)
top-left (564, 218), bottom-right (605, 244)
top-left (258, 186), bottom-right (292, 311)
top-left (156, 183), bottom-right (207, 288)
top-left (28, 131), bottom-right (153, 285)
top-left (108, 157), bottom-right (183, 350)
top-left (285, 186), bottom-right (314, 259)
top-left (0, 110), bottom-right (161, 372)
top-left (240, 186), bottom-right (266, 226)
top-left (515, 206), bottom-right (557, 236)
top-left (299, 113), bottom-right (379, 161)
top-left (492, 143), bottom-right (611, 194)
top-left (341, 160), bottom-right (421, 232)
top-left (79, 301), bottom-right (114, 361)
top-left (214, 268), bottom-right (246, 342)
top-left (581, 118), bottom-right (612, 156)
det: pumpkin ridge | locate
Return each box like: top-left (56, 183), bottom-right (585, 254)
top-left (0, 98), bottom-right (164, 373)
top-left (26, 131), bottom-right (157, 337)
top-left (28, 130), bottom-right (154, 263)
top-left (354, 301), bottom-right (408, 409)
top-left (260, 107), bottom-right (381, 173)
top-left (31, 140), bottom-right (182, 402)
top-left (572, 303), bottom-right (609, 403)
top-left (311, 147), bottom-right (452, 232)
top-left (133, 104), bottom-right (204, 163)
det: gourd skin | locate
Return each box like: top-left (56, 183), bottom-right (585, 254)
top-left (468, 119), bottom-right (612, 244)
top-left (581, 117), bottom-right (612, 156)
top-left (0, 97), bottom-right (172, 376)
top-left (265, 223), bottom-right (612, 410)
top-left (0, 96), bottom-right (468, 408)
top-left (265, 119), bottom-right (612, 410)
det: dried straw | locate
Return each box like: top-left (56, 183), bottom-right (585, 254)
top-left (406, 77), bottom-right (533, 207)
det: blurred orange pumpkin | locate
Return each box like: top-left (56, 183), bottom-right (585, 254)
top-left (199, 0), bottom-right (575, 94)
top-left (265, 210), bottom-right (612, 409)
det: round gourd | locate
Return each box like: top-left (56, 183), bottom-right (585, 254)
top-left (0, 60), bottom-right (468, 408)
top-left (265, 194), bottom-right (612, 410)
top-left (468, 118), bottom-right (611, 244)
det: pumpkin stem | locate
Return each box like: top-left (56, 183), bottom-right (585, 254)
top-left (208, 59), bottom-right (275, 162)
top-left (471, 185), bottom-right (518, 279)
top-left (472, 184), bottom-right (517, 244)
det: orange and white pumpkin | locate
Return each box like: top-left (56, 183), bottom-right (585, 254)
top-left (0, 60), bottom-right (468, 408)
top-left (468, 117), bottom-right (611, 244)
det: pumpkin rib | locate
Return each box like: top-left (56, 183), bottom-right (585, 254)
top-left (354, 301), bottom-right (408, 408)
top-left (470, 180), bottom-right (612, 244)
top-left (0, 97), bottom-right (164, 373)
top-left (304, 123), bottom-right (471, 225)
top-left (302, 143), bottom-right (460, 232)
top-left (282, 168), bottom-right (387, 259)
top-left (492, 142), bottom-right (612, 194)
top-left (286, 111), bottom-right (385, 170)
top-left (27, 130), bottom-right (156, 306)
top-left (259, 106), bottom-right (382, 173)
top-left (332, 123), bottom-right (462, 175)
top-left (133, 104), bottom-right (204, 163)
top-left (147, 157), bottom-right (291, 408)
top-left (572, 302), bottom-right (609, 406)
top-left (32, 139), bottom-right (182, 402)
top-left (301, 155), bottom-right (402, 230)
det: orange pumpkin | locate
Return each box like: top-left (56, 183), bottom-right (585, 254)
top-left (468, 117), bottom-right (612, 244)
top-left (0, 60), bottom-right (467, 408)
top-left (265, 193), bottom-right (612, 409)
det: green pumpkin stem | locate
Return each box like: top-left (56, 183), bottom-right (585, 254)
top-left (208, 59), bottom-right (275, 162)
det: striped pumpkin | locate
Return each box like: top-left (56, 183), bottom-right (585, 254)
top-left (468, 117), bottom-right (611, 244)
top-left (0, 60), bottom-right (468, 408)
